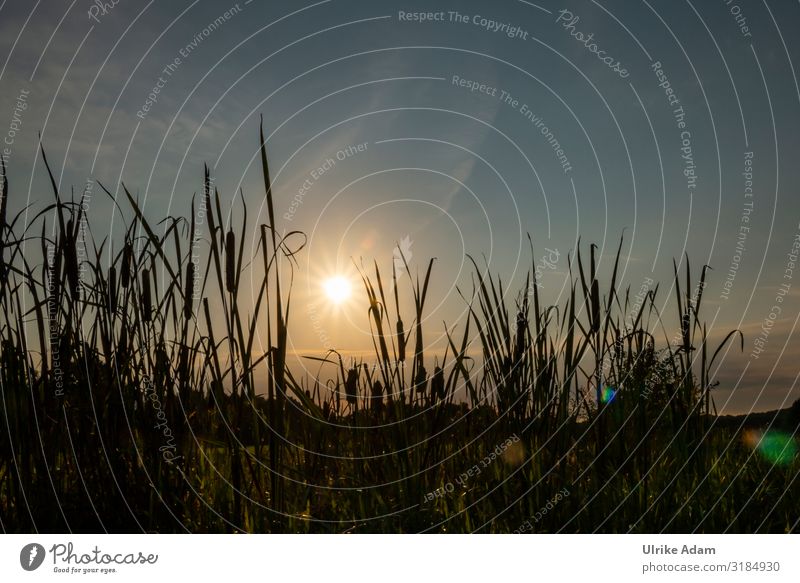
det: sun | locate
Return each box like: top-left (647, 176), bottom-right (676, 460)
top-left (323, 276), bottom-right (352, 305)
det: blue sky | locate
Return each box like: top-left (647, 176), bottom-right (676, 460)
top-left (2, 0), bottom-right (800, 412)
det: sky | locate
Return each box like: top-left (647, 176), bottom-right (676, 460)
top-left (1, 0), bottom-right (800, 413)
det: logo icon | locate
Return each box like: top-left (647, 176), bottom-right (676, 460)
top-left (20, 543), bottom-right (46, 571)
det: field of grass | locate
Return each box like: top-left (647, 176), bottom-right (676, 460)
top-left (1, 125), bottom-right (798, 533)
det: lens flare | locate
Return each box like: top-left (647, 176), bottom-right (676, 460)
top-left (601, 386), bottom-right (617, 404)
top-left (743, 430), bottom-right (797, 466)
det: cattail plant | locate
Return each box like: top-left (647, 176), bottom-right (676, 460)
top-left (371, 380), bottom-right (383, 413)
top-left (184, 260), bottom-right (195, 318)
top-left (396, 317), bottom-right (406, 363)
top-left (515, 310), bottom-right (527, 361)
top-left (431, 365), bottom-right (445, 403)
top-left (64, 218), bottom-right (80, 299)
top-left (414, 365), bottom-right (427, 397)
top-left (225, 229), bottom-right (235, 294)
top-left (121, 242), bottom-right (132, 288)
top-left (345, 367), bottom-right (358, 406)
top-left (141, 268), bottom-right (152, 322)
top-left (108, 266), bottom-right (117, 314)
top-left (0, 156), bottom-right (7, 283)
top-left (0, 130), bottom-right (769, 536)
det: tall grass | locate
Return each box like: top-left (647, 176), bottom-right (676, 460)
top-left (0, 124), bottom-right (796, 533)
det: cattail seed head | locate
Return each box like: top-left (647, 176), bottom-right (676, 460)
top-left (590, 279), bottom-right (600, 333)
top-left (108, 266), bottom-right (117, 314)
top-left (431, 366), bottom-right (445, 401)
top-left (118, 324), bottom-right (128, 356)
top-left (371, 380), bottom-right (383, 412)
top-left (515, 311), bottom-right (526, 358)
top-left (121, 243), bottom-right (132, 288)
top-left (345, 367), bottom-right (358, 405)
top-left (0, 155), bottom-right (7, 276)
top-left (0, 156), bottom-right (7, 231)
top-left (225, 229), bottom-right (235, 293)
top-left (184, 260), bottom-right (195, 318)
top-left (414, 365), bottom-right (428, 394)
top-left (141, 268), bottom-right (152, 322)
top-left (396, 318), bottom-right (406, 362)
top-left (155, 343), bottom-right (169, 374)
top-left (204, 166), bottom-right (215, 234)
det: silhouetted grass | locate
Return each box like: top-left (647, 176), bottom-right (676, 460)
top-left (0, 125), bottom-right (797, 533)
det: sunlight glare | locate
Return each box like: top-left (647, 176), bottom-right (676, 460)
top-left (323, 276), bottom-right (352, 305)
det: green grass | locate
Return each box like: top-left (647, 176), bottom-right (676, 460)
top-left (0, 125), bottom-right (798, 533)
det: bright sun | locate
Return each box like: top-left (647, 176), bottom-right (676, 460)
top-left (323, 276), bottom-right (352, 304)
